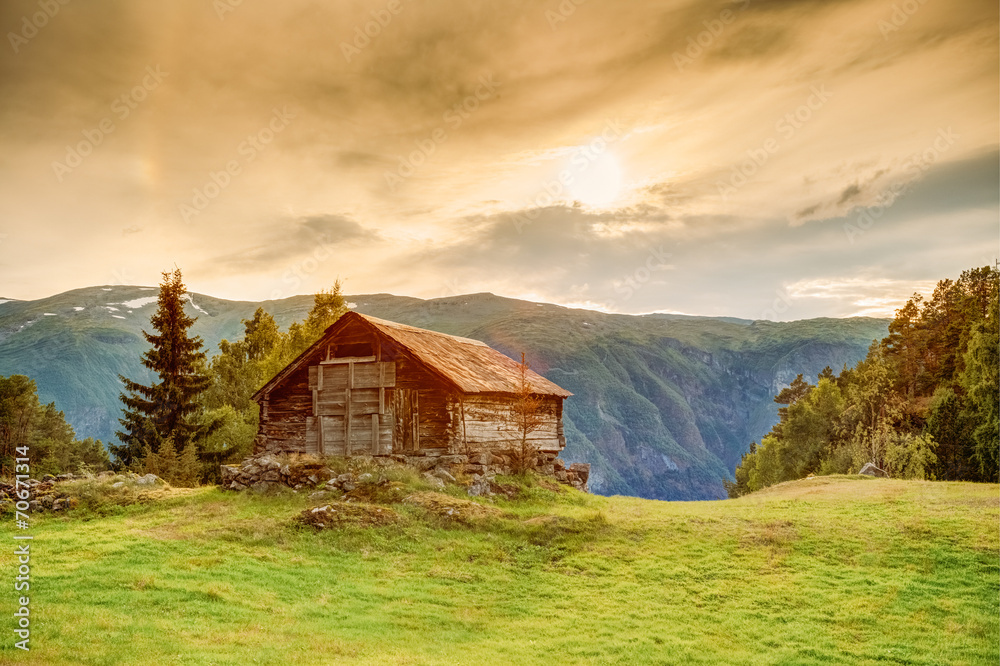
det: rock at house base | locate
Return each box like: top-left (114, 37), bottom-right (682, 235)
top-left (858, 463), bottom-right (889, 478)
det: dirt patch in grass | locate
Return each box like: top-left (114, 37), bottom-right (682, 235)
top-left (402, 491), bottom-right (503, 522)
top-left (297, 502), bottom-right (401, 529)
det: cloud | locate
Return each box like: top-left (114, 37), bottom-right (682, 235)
top-left (0, 0), bottom-right (994, 316)
top-left (209, 215), bottom-right (381, 272)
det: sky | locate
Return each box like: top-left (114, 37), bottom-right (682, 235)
top-left (0, 0), bottom-right (997, 320)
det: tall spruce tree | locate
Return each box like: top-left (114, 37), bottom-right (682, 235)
top-left (112, 270), bottom-right (210, 469)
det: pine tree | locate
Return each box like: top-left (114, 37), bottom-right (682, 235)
top-left (112, 270), bottom-right (210, 469)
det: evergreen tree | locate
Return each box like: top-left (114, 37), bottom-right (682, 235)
top-left (112, 270), bottom-right (210, 469)
top-left (961, 292), bottom-right (999, 481)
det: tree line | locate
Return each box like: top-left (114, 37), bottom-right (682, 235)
top-left (0, 374), bottom-right (111, 477)
top-left (111, 269), bottom-right (347, 486)
top-left (727, 265), bottom-right (999, 497)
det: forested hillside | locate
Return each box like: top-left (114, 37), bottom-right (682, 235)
top-left (729, 266), bottom-right (999, 496)
top-left (0, 287), bottom-right (888, 499)
top-left (0, 374), bottom-right (109, 476)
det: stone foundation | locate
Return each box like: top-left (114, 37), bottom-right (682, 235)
top-left (221, 451), bottom-right (590, 494)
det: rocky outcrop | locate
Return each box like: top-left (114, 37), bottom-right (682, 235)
top-left (0, 471), bottom-right (165, 514)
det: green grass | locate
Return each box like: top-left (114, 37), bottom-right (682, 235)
top-left (1, 475), bottom-right (996, 665)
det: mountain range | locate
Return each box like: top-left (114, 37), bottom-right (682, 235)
top-left (0, 286), bottom-right (889, 499)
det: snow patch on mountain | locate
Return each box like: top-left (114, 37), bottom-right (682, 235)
top-left (43, 313), bottom-right (56, 316)
top-left (182, 293), bottom-right (208, 315)
top-left (73, 307), bottom-right (85, 311)
top-left (118, 296), bottom-right (157, 309)
top-left (111, 315), bottom-right (126, 320)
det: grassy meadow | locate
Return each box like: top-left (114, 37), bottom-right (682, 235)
top-left (0, 474), bottom-right (997, 665)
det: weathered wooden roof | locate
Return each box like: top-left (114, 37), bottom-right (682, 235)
top-left (253, 311), bottom-right (571, 400)
top-left (360, 313), bottom-right (571, 397)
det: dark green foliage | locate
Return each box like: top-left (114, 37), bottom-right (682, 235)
top-left (731, 265), bottom-right (999, 496)
top-left (0, 374), bottom-right (110, 476)
top-left (112, 270), bottom-right (211, 469)
top-left (140, 437), bottom-right (200, 487)
top-left (961, 293), bottom-right (999, 480)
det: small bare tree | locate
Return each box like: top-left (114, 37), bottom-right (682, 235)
top-left (501, 352), bottom-right (546, 473)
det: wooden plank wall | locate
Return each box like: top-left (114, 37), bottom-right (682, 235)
top-left (448, 393), bottom-right (565, 453)
top-left (378, 335), bottom-right (454, 450)
top-left (260, 365), bottom-right (313, 452)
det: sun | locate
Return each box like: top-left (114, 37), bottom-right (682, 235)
top-left (567, 150), bottom-right (624, 208)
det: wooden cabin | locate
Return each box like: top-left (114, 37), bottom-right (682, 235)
top-left (250, 311), bottom-right (572, 459)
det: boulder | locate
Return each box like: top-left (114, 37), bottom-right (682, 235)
top-left (407, 457), bottom-right (438, 472)
top-left (258, 454), bottom-right (281, 471)
top-left (466, 477), bottom-right (493, 497)
top-left (568, 463), bottom-right (591, 484)
top-left (421, 473), bottom-right (446, 489)
top-left (220, 466), bottom-right (240, 484)
top-left (858, 463), bottom-right (889, 478)
top-left (135, 474), bottom-right (161, 487)
top-left (467, 452), bottom-right (492, 466)
top-left (433, 468), bottom-right (457, 484)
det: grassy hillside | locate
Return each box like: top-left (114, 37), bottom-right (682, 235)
top-left (0, 287), bottom-right (889, 499)
top-left (0, 475), bottom-right (995, 665)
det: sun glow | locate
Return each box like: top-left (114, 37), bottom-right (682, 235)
top-left (567, 150), bottom-right (624, 208)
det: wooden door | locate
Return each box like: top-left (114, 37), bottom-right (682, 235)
top-left (392, 389), bottom-right (419, 453)
top-left (307, 359), bottom-right (395, 455)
